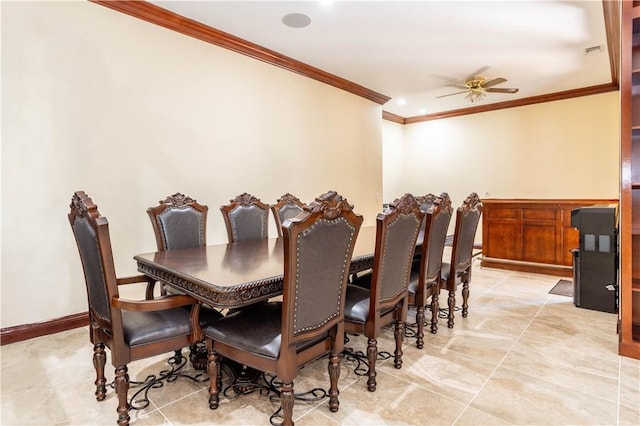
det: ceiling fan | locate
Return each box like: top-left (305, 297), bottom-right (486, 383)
top-left (437, 76), bottom-right (519, 103)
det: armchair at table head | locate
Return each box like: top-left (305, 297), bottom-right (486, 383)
top-left (68, 191), bottom-right (202, 426)
top-left (270, 193), bottom-right (307, 238)
top-left (441, 192), bottom-right (483, 328)
top-left (407, 193), bottom-right (453, 346)
top-left (147, 193), bottom-right (208, 251)
top-left (220, 192), bottom-right (270, 242)
top-left (344, 193), bottom-right (424, 392)
top-left (203, 190), bottom-right (363, 426)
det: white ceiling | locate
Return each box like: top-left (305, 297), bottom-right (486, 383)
top-left (150, 1), bottom-right (613, 118)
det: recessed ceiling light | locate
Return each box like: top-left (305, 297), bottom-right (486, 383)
top-left (419, 108), bottom-right (427, 114)
top-left (283, 13), bottom-right (311, 28)
top-left (396, 98), bottom-right (406, 105)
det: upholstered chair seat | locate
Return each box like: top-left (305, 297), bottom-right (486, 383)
top-left (121, 309), bottom-right (193, 347)
top-left (343, 285), bottom-right (395, 324)
top-left (204, 302), bottom-right (330, 359)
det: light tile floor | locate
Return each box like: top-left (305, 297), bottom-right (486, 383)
top-left (2, 259), bottom-right (639, 425)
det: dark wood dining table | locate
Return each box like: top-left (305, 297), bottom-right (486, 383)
top-left (135, 225), bottom-right (388, 309)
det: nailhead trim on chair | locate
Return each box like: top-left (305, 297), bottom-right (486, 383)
top-left (158, 206), bottom-right (205, 249)
top-left (293, 217), bottom-right (356, 335)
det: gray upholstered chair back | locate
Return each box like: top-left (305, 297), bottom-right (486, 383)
top-left (158, 209), bottom-right (204, 249)
top-left (221, 193), bottom-right (269, 243)
top-left (452, 193), bottom-right (483, 275)
top-left (271, 193), bottom-right (307, 238)
top-left (283, 191), bottom-right (362, 342)
top-left (283, 191), bottom-right (363, 342)
top-left (290, 218), bottom-right (356, 335)
top-left (423, 194), bottom-right (453, 282)
top-left (280, 204), bottom-right (304, 224)
top-left (374, 194), bottom-right (423, 304)
top-left (69, 191), bottom-right (117, 329)
top-left (148, 193), bottom-right (207, 251)
top-left (415, 193), bottom-right (436, 236)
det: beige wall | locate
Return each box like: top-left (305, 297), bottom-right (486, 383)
top-left (383, 92), bottom-right (620, 238)
top-left (1, 2), bottom-right (383, 327)
top-left (1, 2), bottom-right (621, 329)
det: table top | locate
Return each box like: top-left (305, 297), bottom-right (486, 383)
top-left (135, 225), bottom-right (378, 308)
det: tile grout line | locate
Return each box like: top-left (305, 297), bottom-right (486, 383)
top-left (450, 276), bottom-right (552, 425)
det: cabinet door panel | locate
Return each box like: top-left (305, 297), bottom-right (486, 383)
top-left (486, 222), bottom-right (520, 260)
top-left (522, 224), bottom-right (556, 264)
top-left (523, 208), bottom-right (556, 221)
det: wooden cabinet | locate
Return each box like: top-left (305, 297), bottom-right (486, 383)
top-left (482, 199), bottom-right (617, 277)
top-left (620, 0), bottom-right (640, 360)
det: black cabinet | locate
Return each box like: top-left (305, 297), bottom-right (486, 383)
top-left (570, 205), bottom-right (618, 314)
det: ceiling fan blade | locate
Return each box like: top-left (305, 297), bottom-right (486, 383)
top-left (483, 77), bottom-right (507, 88)
top-left (436, 90), bottom-right (469, 98)
top-left (466, 66), bottom-right (490, 80)
top-left (486, 87), bottom-right (519, 94)
top-left (445, 84), bottom-right (469, 90)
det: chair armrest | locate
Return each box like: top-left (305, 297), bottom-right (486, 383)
top-left (112, 294), bottom-right (196, 312)
top-left (116, 274), bottom-right (155, 286)
top-left (116, 275), bottom-right (157, 300)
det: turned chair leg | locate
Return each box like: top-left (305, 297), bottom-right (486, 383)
top-left (281, 381), bottom-right (295, 426)
top-left (415, 306), bottom-right (425, 349)
top-left (114, 365), bottom-right (130, 426)
top-left (448, 290), bottom-right (456, 328)
top-left (462, 282), bottom-right (470, 317)
top-left (394, 321), bottom-right (404, 369)
top-left (430, 293), bottom-right (439, 334)
top-left (328, 352), bottom-right (340, 412)
top-left (207, 350), bottom-right (221, 409)
top-left (92, 343), bottom-right (107, 401)
top-left (366, 338), bottom-right (378, 392)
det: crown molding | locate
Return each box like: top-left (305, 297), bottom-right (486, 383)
top-left (91, 0), bottom-right (617, 125)
top-left (400, 82), bottom-right (618, 124)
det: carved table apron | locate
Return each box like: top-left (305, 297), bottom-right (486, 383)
top-left (134, 225), bottom-right (378, 309)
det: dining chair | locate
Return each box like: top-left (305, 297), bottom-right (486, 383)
top-left (147, 192), bottom-right (208, 251)
top-left (344, 193), bottom-right (423, 392)
top-left (441, 192), bottom-right (483, 328)
top-left (68, 191), bottom-right (203, 426)
top-left (204, 190), bottom-right (363, 426)
top-left (146, 193), bottom-right (223, 366)
top-left (413, 193), bottom-right (437, 263)
top-left (146, 193), bottom-right (208, 298)
top-left (270, 193), bottom-right (307, 238)
top-left (220, 192), bottom-right (270, 242)
top-left (407, 193), bottom-right (453, 345)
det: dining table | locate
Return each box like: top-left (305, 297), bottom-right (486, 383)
top-left (134, 225), bottom-right (415, 309)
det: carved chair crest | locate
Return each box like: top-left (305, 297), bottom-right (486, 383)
top-left (388, 193), bottom-right (420, 216)
top-left (70, 191), bottom-right (99, 223)
top-left (230, 192), bottom-right (263, 206)
top-left (159, 193), bottom-right (197, 207)
top-left (277, 193), bottom-right (303, 205)
top-left (462, 192), bottom-right (482, 212)
top-left (305, 190), bottom-right (354, 219)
